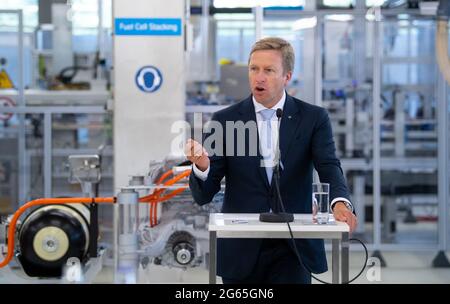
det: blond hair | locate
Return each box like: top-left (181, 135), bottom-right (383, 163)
top-left (249, 37), bottom-right (295, 74)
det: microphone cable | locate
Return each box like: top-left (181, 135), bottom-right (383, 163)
top-left (273, 167), bottom-right (368, 284)
top-left (272, 107), bottom-right (368, 283)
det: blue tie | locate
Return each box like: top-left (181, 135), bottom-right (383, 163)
top-left (260, 109), bottom-right (276, 183)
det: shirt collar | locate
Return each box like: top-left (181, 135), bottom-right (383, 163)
top-left (252, 90), bottom-right (286, 114)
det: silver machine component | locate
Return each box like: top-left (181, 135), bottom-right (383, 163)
top-left (16, 203), bottom-right (91, 278)
top-left (120, 157), bottom-right (223, 273)
top-left (114, 188), bottom-right (139, 283)
top-left (68, 154), bottom-right (101, 196)
top-left (176, 246), bottom-right (193, 265)
top-left (162, 230), bottom-right (196, 266)
top-left (117, 188), bottom-right (139, 205)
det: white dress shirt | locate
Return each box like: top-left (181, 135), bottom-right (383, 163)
top-left (192, 91), bottom-right (353, 212)
top-left (253, 91), bottom-right (285, 171)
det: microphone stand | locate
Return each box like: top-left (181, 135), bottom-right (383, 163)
top-left (259, 109), bottom-right (294, 223)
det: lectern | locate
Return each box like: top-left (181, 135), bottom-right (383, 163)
top-left (208, 213), bottom-right (350, 284)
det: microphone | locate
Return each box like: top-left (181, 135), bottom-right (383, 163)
top-left (276, 108), bottom-right (283, 118)
top-left (259, 108), bottom-right (294, 223)
top-left (274, 108), bottom-right (283, 173)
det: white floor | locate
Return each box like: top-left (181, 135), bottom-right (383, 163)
top-left (93, 251), bottom-right (450, 284)
top-left (315, 251), bottom-right (450, 284)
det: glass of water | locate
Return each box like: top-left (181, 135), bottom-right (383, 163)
top-left (312, 183), bottom-right (330, 224)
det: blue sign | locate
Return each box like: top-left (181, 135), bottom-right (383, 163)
top-left (115, 18), bottom-right (182, 36)
top-left (135, 66), bottom-right (163, 93)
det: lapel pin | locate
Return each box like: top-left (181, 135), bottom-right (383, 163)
top-left (288, 116), bottom-right (292, 119)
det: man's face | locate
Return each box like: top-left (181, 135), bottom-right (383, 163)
top-left (248, 49), bottom-right (292, 107)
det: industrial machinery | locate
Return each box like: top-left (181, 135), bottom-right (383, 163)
top-left (1, 0), bottom-right (449, 283)
top-left (0, 154), bottom-right (107, 282)
top-left (0, 155), bottom-right (223, 282)
top-left (111, 157), bottom-right (224, 284)
top-left (16, 203), bottom-right (91, 278)
top-left (136, 159), bottom-right (223, 270)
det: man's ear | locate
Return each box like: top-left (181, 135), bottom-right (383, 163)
top-left (284, 71), bottom-right (292, 85)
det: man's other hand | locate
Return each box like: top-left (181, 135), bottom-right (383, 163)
top-left (184, 139), bottom-right (210, 172)
top-left (332, 202), bottom-right (357, 233)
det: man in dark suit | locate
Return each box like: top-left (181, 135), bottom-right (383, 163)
top-left (185, 37), bottom-right (357, 284)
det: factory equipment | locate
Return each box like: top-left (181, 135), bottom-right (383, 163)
top-left (436, 0), bottom-right (450, 86)
top-left (31, 1), bottom-right (112, 91)
top-left (0, 138), bottom-right (18, 215)
top-left (0, 154), bottom-right (106, 282)
top-left (313, 2), bottom-right (446, 253)
top-left (112, 157), bottom-right (223, 283)
top-left (0, 0), bottom-right (448, 283)
top-left (16, 203), bottom-right (91, 277)
top-left (136, 159), bottom-right (223, 270)
top-left (183, 0), bottom-right (448, 264)
top-left (0, 196), bottom-right (113, 283)
top-left (0, 153), bottom-right (222, 282)
top-left (0, 58), bottom-right (14, 89)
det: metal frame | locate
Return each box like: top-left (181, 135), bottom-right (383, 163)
top-left (254, 5), bottom-right (263, 41)
top-left (297, 6), bottom-right (448, 254)
top-left (1, 5), bottom-right (448, 257)
top-left (372, 6), bottom-right (383, 250)
top-left (0, 105), bottom-right (107, 201)
top-left (0, 10), bottom-right (109, 204)
top-left (314, 15), bottom-right (323, 107)
top-left (0, 10), bottom-right (25, 207)
top-left (204, 6), bottom-right (450, 254)
top-left (374, 11), bottom-right (448, 255)
top-left (437, 67), bottom-right (449, 253)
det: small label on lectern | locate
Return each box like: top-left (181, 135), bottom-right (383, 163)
top-left (231, 220), bottom-right (249, 224)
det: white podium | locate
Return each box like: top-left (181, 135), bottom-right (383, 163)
top-left (208, 213), bottom-right (350, 284)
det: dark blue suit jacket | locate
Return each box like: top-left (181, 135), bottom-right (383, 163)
top-left (189, 94), bottom-right (351, 280)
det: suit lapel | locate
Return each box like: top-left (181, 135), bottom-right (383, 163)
top-left (279, 95), bottom-right (302, 167)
